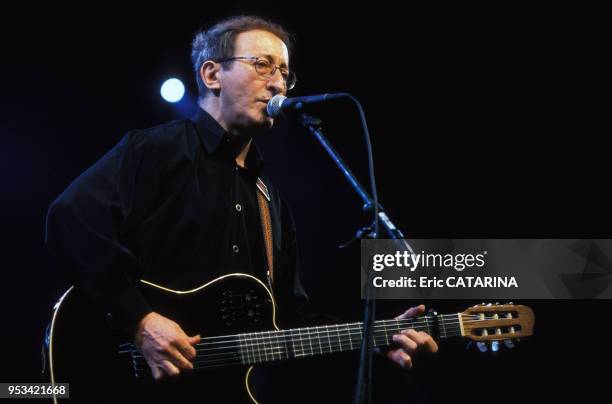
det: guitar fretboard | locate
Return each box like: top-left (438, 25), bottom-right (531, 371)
top-left (233, 314), bottom-right (462, 365)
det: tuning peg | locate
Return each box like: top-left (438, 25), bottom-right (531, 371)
top-left (491, 340), bottom-right (499, 352)
top-left (476, 341), bottom-right (488, 352)
top-left (504, 339), bottom-right (515, 349)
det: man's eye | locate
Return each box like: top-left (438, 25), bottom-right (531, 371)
top-left (256, 60), bottom-right (271, 69)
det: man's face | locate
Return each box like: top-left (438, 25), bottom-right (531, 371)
top-left (218, 30), bottom-right (289, 133)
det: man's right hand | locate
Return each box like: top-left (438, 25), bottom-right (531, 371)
top-left (134, 312), bottom-right (201, 380)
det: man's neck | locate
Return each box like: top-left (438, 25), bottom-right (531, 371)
top-left (234, 139), bottom-right (252, 168)
top-left (199, 100), bottom-right (252, 169)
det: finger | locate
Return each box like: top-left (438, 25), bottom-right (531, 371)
top-left (392, 334), bottom-right (418, 353)
top-left (147, 359), bottom-right (164, 381)
top-left (399, 351), bottom-right (413, 368)
top-left (165, 344), bottom-right (194, 371)
top-left (402, 329), bottom-right (427, 346)
top-left (189, 334), bottom-right (201, 345)
top-left (160, 359), bottom-right (180, 377)
top-left (174, 337), bottom-right (197, 361)
top-left (418, 331), bottom-right (439, 353)
top-left (401, 329), bottom-right (439, 353)
top-left (152, 367), bottom-right (163, 380)
top-left (395, 304), bottom-right (426, 320)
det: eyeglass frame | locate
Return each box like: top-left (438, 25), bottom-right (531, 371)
top-left (211, 56), bottom-right (297, 91)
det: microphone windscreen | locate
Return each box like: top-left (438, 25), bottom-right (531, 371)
top-left (266, 95), bottom-right (287, 117)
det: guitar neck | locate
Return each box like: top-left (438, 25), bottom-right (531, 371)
top-left (235, 314), bottom-right (462, 366)
top-left (125, 303), bottom-right (533, 376)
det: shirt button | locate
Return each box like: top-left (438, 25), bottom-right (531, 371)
top-left (235, 203), bottom-right (242, 212)
top-left (232, 245), bottom-right (239, 253)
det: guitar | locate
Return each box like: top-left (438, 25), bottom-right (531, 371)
top-left (44, 272), bottom-right (535, 403)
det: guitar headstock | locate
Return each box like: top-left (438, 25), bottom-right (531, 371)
top-left (460, 303), bottom-right (535, 345)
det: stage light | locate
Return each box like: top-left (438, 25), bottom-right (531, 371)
top-left (160, 78), bottom-right (185, 103)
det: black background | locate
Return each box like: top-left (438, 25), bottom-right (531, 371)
top-left (2, 2), bottom-right (610, 403)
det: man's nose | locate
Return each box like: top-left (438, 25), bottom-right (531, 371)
top-left (266, 70), bottom-right (286, 95)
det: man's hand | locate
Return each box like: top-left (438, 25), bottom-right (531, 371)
top-left (387, 305), bottom-right (438, 368)
top-left (134, 312), bottom-right (201, 380)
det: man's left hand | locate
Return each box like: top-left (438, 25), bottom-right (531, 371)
top-left (386, 304), bottom-right (438, 368)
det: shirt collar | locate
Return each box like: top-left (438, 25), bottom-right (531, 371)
top-left (191, 106), bottom-right (266, 175)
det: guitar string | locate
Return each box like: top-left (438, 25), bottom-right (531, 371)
top-left (184, 316), bottom-right (502, 350)
top-left (130, 327), bottom-right (517, 372)
top-left (128, 316), bottom-right (515, 360)
top-left (130, 324), bottom-right (515, 368)
top-left (181, 314), bottom-right (482, 343)
top-left (128, 320), bottom-right (455, 358)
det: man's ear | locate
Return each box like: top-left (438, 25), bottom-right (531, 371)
top-left (200, 60), bottom-right (221, 94)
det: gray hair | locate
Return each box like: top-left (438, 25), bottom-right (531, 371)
top-left (191, 16), bottom-right (293, 100)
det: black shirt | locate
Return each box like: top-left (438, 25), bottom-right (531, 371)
top-left (45, 107), bottom-right (309, 336)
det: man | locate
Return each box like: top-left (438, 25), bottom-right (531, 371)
top-left (46, 15), bottom-right (437, 399)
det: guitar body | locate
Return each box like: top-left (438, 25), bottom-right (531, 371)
top-left (45, 273), bottom-right (277, 403)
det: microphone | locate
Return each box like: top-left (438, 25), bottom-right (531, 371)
top-left (266, 93), bottom-right (349, 117)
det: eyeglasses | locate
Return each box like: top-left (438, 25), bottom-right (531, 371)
top-left (213, 56), bottom-right (297, 91)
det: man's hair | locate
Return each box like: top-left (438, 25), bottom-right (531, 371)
top-left (191, 15), bottom-right (293, 101)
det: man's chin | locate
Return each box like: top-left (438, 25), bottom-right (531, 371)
top-left (239, 115), bottom-right (274, 136)
top-left (263, 116), bottom-right (274, 129)
top-left (253, 113), bottom-right (274, 130)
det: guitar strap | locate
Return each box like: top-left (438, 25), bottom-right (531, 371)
top-left (256, 177), bottom-right (274, 285)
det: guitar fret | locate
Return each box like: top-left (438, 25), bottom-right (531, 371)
top-left (346, 324), bottom-right (354, 350)
top-left (268, 331), bottom-right (278, 361)
top-left (255, 333), bottom-right (262, 363)
top-left (335, 324), bottom-right (343, 352)
top-left (262, 331), bottom-right (270, 362)
top-left (317, 326), bottom-right (324, 352)
top-left (298, 328), bottom-right (305, 357)
top-left (293, 328), bottom-right (302, 357)
top-left (290, 329), bottom-right (298, 357)
top-left (440, 316), bottom-right (447, 338)
top-left (273, 331), bottom-right (280, 360)
top-left (266, 332), bottom-right (273, 361)
top-left (359, 323), bottom-right (364, 347)
top-left (243, 334), bottom-right (251, 364)
top-left (246, 333), bottom-right (255, 364)
top-left (248, 333), bottom-right (255, 364)
top-left (267, 331), bottom-right (276, 361)
top-left (394, 319), bottom-right (401, 345)
top-left (278, 332), bottom-right (285, 359)
top-left (253, 332), bottom-right (261, 363)
top-left (245, 333), bottom-right (253, 364)
top-left (306, 327), bottom-right (314, 356)
top-left (257, 332), bottom-right (265, 362)
top-left (238, 334), bottom-right (245, 364)
top-left (282, 330), bottom-right (290, 359)
top-left (382, 320), bottom-right (390, 346)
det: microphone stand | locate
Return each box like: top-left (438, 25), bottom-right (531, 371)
top-left (299, 112), bottom-right (414, 404)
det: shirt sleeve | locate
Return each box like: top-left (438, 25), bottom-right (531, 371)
top-left (45, 130), bottom-right (159, 338)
